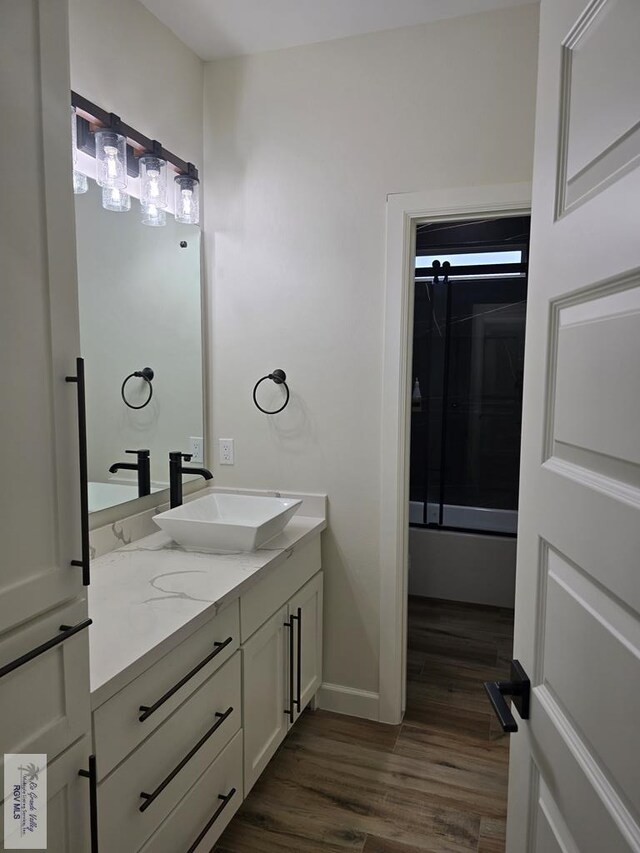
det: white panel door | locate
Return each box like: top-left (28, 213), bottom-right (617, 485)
top-left (0, 0), bottom-right (85, 633)
top-left (506, 1), bottom-right (640, 851)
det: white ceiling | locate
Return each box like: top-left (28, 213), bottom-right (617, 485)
top-left (139, 0), bottom-right (536, 61)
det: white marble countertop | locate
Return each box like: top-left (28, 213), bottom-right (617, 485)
top-left (88, 514), bottom-right (325, 709)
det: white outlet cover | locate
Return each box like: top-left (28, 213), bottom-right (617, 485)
top-left (219, 438), bottom-right (234, 465)
top-left (190, 436), bottom-right (204, 464)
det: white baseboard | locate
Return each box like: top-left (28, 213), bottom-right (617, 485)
top-left (317, 682), bottom-right (380, 721)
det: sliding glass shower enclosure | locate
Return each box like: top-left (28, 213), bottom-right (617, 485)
top-left (409, 216), bottom-right (531, 537)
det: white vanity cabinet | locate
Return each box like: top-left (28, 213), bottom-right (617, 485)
top-left (91, 533), bottom-right (323, 852)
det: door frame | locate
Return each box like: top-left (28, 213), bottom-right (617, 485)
top-left (378, 183), bottom-right (532, 724)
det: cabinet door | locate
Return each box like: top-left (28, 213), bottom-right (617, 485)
top-left (0, 0), bottom-right (85, 635)
top-left (0, 599), bottom-right (91, 772)
top-left (242, 607), bottom-right (288, 794)
top-left (288, 572), bottom-right (323, 724)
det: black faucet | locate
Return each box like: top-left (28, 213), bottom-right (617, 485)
top-left (169, 451), bottom-right (213, 508)
top-left (109, 449), bottom-right (151, 497)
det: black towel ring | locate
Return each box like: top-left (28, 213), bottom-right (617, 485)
top-left (253, 369), bottom-right (290, 414)
top-left (121, 367), bottom-right (154, 410)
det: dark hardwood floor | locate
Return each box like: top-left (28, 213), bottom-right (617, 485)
top-left (213, 596), bottom-right (514, 853)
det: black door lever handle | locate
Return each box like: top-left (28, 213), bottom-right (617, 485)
top-left (483, 659), bottom-right (530, 733)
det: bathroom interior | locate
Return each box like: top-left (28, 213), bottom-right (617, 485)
top-left (3, 0), bottom-right (639, 851)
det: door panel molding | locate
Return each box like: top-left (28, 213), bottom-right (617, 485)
top-left (556, 0), bottom-right (640, 217)
top-left (543, 268), bottom-right (640, 463)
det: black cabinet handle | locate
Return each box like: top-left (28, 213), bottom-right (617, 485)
top-left (0, 619), bottom-right (92, 680)
top-left (483, 660), bottom-right (531, 733)
top-left (139, 707), bottom-right (233, 812)
top-left (66, 357), bottom-right (90, 585)
top-left (293, 607), bottom-right (302, 713)
top-left (78, 754), bottom-right (98, 853)
top-left (283, 616), bottom-right (294, 718)
top-left (139, 636), bottom-right (233, 722)
top-left (185, 788), bottom-right (236, 853)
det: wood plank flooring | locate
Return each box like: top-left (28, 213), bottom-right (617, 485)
top-left (213, 596), bottom-right (514, 853)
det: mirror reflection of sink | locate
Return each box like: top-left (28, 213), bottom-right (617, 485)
top-left (153, 493), bottom-right (303, 552)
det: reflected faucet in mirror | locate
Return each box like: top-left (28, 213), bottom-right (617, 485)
top-left (169, 451), bottom-right (213, 508)
top-left (109, 449), bottom-right (151, 498)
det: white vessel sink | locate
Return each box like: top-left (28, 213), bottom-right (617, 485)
top-left (154, 493), bottom-right (302, 552)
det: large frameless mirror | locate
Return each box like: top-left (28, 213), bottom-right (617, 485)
top-left (74, 179), bottom-right (203, 516)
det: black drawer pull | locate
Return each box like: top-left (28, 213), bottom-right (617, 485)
top-left (0, 619), bottom-right (92, 680)
top-left (185, 788), bottom-right (236, 853)
top-left (483, 659), bottom-right (531, 733)
top-left (139, 707), bottom-right (233, 812)
top-left (78, 754), bottom-right (99, 852)
top-left (139, 636), bottom-right (233, 722)
top-left (66, 357), bottom-right (91, 585)
top-left (283, 616), bottom-right (295, 718)
top-left (293, 606), bottom-right (302, 713)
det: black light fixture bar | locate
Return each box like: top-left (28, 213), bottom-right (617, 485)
top-left (415, 262), bottom-right (527, 279)
top-left (71, 90), bottom-right (198, 180)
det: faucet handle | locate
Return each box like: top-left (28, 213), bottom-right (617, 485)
top-left (126, 448), bottom-right (150, 458)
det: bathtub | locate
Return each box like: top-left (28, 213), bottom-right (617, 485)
top-left (408, 501), bottom-right (517, 607)
top-left (408, 500), bottom-right (517, 535)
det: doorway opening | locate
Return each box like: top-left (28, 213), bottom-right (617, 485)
top-left (407, 215), bottom-right (530, 609)
top-left (404, 216), bottom-right (530, 841)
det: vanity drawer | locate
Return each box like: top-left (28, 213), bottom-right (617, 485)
top-left (99, 653), bottom-right (241, 853)
top-left (137, 729), bottom-right (243, 853)
top-left (240, 537), bottom-right (321, 641)
top-left (94, 600), bottom-right (239, 778)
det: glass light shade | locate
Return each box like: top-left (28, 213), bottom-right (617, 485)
top-left (71, 106), bottom-right (78, 165)
top-left (141, 201), bottom-right (166, 227)
top-left (73, 170), bottom-right (88, 194)
top-left (139, 156), bottom-right (167, 208)
top-left (174, 175), bottom-right (200, 225)
top-left (95, 130), bottom-right (127, 189)
top-left (102, 186), bottom-right (131, 212)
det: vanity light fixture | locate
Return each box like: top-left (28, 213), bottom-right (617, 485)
top-left (71, 106), bottom-right (88, 195)
top-left (102, 186), bottom-right (131, 212)
top-left (95, 130), bottom-right (127, 190)
top-left (71, 93), bottom-right (201, 224)
top-left (139, 155), bottom-right (168, 209)
top-left (141, 201), bottom-right (166, 227)
top-left (73, 170), bottom-right (89, 195)
top-left (174, 174), bottom-right (200, 225)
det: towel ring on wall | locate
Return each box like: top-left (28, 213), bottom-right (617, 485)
top-left (121, 367), bottom-right (154, 410)
top-left (253, 369), bottom-right (290, 414)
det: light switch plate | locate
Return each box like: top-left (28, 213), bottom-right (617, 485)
top-left (219, 438), bottom-right (234, 465)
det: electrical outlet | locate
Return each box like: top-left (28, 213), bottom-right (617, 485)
top-left (190, 436), bottom-right (204, 465)
top-left (219, 438), bottom-right (234, 465)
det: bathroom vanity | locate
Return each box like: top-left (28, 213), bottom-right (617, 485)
top-left (87, 491), bottom-right (325, 851)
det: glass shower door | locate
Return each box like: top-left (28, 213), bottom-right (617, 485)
top-left (410, 253), bottom-right (528, 536)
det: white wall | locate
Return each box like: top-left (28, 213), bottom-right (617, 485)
top-left (68, 0), bottom-right (203, 173)
top-left (204, 4), bottom-right (539, 708)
